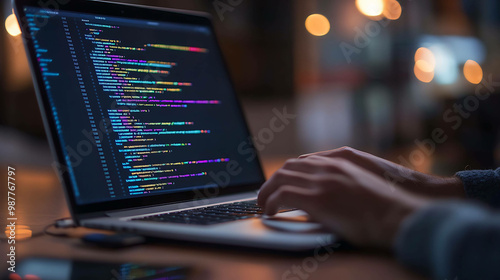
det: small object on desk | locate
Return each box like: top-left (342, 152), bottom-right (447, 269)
top-left (55, 218), bottom-right (76, 228)
top-left (81, 233), bottom-right (146, 248)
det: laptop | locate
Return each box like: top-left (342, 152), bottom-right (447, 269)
top-left (14, 0), bottom-right (334, 251)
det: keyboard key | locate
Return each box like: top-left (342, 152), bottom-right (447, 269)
top-left (132, 199), bottom-right (295, 225)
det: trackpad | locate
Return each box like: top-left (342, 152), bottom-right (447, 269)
top-left (262, 214), bottom-right (327, 233)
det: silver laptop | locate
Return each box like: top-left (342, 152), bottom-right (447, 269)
top-left (14, 0), bottom-right (334, 251)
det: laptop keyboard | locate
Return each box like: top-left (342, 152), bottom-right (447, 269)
top-left (131, 199), bottom-right (295, 225)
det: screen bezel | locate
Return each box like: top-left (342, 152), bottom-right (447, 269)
top-left (13, 0), bottom-right (265, 220)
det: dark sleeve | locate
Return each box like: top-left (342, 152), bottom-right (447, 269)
top-left (456, 168), bottom-right (500, 208)
top-left (395, 201), bottom-right (500, 280)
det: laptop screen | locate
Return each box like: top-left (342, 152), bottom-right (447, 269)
top-left (22, 5), bottom-right (264, 205)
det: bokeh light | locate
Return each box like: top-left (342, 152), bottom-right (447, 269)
top-left (414, 64), bottom-right (434, 83)
top-left (356, 0), bottom-right (384, 17)
top-left (305, 14), bottom-right (330, 36)
top-left (463, 60), bottom-right (483, 84)
top-left (383, 0), bottom-right (402, 20)
top-left (5, 14), bottom-right (21, 37)
top-left (414, 47), bottom-right (436, 83)
top-left (414, 47), bottom-right (436, 71)
top-left (5, 225), bottom-right (32, 240)
top-left (415, 60), bottom-right (434, 73)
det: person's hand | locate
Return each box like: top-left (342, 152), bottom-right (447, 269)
top-left (300, 147), bottom-right (465, 199)
top-left (258, 155), bottom-right (429, 249)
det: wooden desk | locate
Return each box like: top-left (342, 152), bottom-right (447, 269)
top-left (0, 162), bottom-right (425, 280)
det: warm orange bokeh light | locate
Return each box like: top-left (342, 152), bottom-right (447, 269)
top-left (415, 60), bottom-right (434, 73)
top-left (383, 0), bottom-right (402, 20)
top-left (305, 14), bottom-right (330, 36)
top-left (415, 47), bottom-right (436, 69)
top-left (414, 64), bottom-right (434, 83)
top-left (5, 225), bottom-right (32, 240)
top-left (356, 0), bottom-right (384, 17)
top-left (5, 14), bottom-right (21, 37)
top-left (414, 47), bottom-right (436, 82)
top-left (463, 60), bottom-right (483, 84)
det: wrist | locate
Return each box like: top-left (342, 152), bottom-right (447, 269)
top-left (429, 176), bottom-right (465, 198)
top-left (410, 171), bottom-right (465, 198)
top-left (376, 192), bottom-right (429, 250)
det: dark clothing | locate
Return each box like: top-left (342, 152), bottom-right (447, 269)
top-left (395, 168), bottom-right (500, 280)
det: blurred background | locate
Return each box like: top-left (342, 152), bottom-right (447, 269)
top-left (2, 0), bottom-right (500, 176)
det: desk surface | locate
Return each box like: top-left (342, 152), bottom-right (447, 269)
top-left (0, 161), bottom-right (425, 280)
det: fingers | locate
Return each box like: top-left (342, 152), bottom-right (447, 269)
top-left (299, 146), bottom-right (363, 160)
top-left (263, 185), bottom-right (315, 215)
top-left (258, 157), bottom-right (354, 213)
top-left (298, 146), bottom-right (351, 159)
top-left (258, 156), bottom-right (354, 207)
top-left (258, 169), bottom-right (316, 207)
top-left (299, 146), bottom-right (389, 176)
top-left (281, 156), bottom-right (344, 174)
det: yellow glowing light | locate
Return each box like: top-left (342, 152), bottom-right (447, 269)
top-left (5, 225), bottom-right (32, 240)
top-left (463, 60), bottom-right (483, 84)
top-left (414, 64), bottom-right (434, 83)
top-left (414, 47), bottom-right (435, 83)
top-left (414, 47), bottom-right (435, 66)
top-left (5, 14), bottom-right (21, 37)
top-left (305, 14), bottom-right (330, 36)
top-left (356, 0), bottom-right (384, 17)
top-left (415, 60), bottom-right (434, 73)
top-left (414, 47), bottom-right (436, 72)
top-left (383, 0), bottom-right (402, 20)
